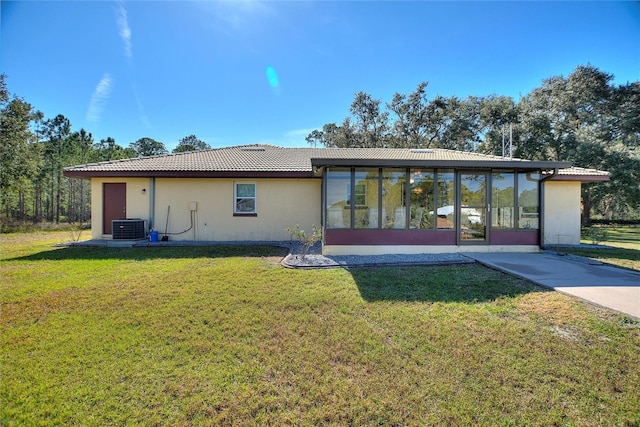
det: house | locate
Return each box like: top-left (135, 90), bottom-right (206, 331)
top-left (63, 145), bottom-right (609, 255)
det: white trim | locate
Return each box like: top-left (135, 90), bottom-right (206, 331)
top-left (234, 181), bottom-right (257, 214)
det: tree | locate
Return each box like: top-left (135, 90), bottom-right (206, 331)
top-left (172, 135), bottom-right (210, 153)
top-left (348, 91), bottom-right (390, 147)
top-left (66, 129), bottom-right (93, 223)
top-left (129, 137), bottom-right (168, 157)
top-left (0, 65), bottom-right (635, 228)
top-left (306, 65), bottom-right (638, 223)
top-left (387, 82), bottom-right (431, 148)
top-left (305, 120), bottom-right (357, 148)
top-left (42, 114), bottom-right (72, 223)
top-left (439, 96), bottom-right (482, 151)
top-left (305, 92), bottom-right (389, 148)
top-left (610, 81), bottom-right (640, 150)
top-left (0, 76), bottom-right (40, 222)
top-left (517, 65), bottom-right (640, 223)
top-left (30, 111), bottom-right (45, 223)
top-left (94, 137), bottom-right (135, 161)
top-left (580, 82), bottom-right (640, 223)
top-left (310, 83), bottom-right (481, 151)
top-left (0, 73), bottom-right (8, 104)
top-left (518, 65), bottom-right (614, 161)
top-left (305, 129), bottom-right (325, 148)
top-left (477, 95), bottom-right (518, 156)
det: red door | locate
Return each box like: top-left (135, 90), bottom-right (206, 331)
top-left (103, 183), bottom-right (126, 234)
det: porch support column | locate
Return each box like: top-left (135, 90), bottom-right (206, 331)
top-left (540, 168), bottom-right (558, 248)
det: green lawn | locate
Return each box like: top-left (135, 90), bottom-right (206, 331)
top-left (2, 232), bottom-right (640, 426)
top-left (561, 226), bottom-right (640, 271)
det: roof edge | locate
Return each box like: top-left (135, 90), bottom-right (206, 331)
top-left (311, 158), bottom-right (572, 169)
top-left (549, 174), bottom-right (610, 182)
top-left (63, 170), bottom-right (316, 179)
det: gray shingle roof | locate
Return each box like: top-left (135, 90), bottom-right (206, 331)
top-left (64, 144), bottom-right (580, 178)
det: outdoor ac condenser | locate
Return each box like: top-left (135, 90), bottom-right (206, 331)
top-left (112, 219), bottom-right (146, 240)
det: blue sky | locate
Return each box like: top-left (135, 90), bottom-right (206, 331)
top-left (2, 1), bottom-right (639, 151)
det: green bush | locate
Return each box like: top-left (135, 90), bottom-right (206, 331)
top-left (588, 226), bottom-right (609, 245)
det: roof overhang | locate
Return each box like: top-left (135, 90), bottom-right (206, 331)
top-left (545, 166), bottom-right (610, 183)
top-left (310, 158), bottom-right (571, 170)
top-left (63, 170), bottom-right (316, 179)
top-left (548, 174), bottom-right (610, 182)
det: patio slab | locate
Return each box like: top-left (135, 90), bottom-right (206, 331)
top-left (466, 252), bottom-right (640, 319)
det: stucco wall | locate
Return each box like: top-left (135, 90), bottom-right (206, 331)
top-left (91, 178), bottom-right (151, 239)
top-left (543, 180), bottom-right (581, 246)
top-left (88, 177), bottom-right (318, 241)
top-left (91, 177), bottom-right (320, 241)
top-left (90, 176), bottom-right (581, 247)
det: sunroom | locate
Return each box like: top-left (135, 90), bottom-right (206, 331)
top-left (312, 153), bottom-right (571, 255)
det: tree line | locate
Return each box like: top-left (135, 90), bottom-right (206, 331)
top-left (306, 65), bottom-right (639, 224)
top-left (1, 65), bottom-right (638, 229)
top-left (0, 73), bottom-right (210, 228)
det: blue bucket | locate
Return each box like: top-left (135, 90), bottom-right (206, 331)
top-left (149, 230), bottom-right (159, 242)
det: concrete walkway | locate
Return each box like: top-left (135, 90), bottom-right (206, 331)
top-left (466, 252), bottom-right (640, 319)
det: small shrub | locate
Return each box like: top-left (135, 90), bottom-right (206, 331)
top-left (285, 224), bottom-right (322, 259)
top-left (69, 227), bottom-right (84, 242)
top-left (589, 227), bottom-right (609, 245)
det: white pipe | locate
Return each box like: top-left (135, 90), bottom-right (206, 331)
top-left (149, 177), bottom-right (155, 230)
top-left (509, 123), bottom-right (513, 160)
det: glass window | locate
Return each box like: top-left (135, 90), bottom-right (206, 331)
top-left (518, 172), bottom-right (540, 229)
top-left (382, 169), bottom-right (406, 229)
top-left (353, 183), bottom-right (367, 206)
top-left (459, 173), bottom-right (486, 240)
top-left (325, 168), bottom-right (350, 229)
top-left (436, 170), bottom-right (455, 229)
top-left (234, 182), bottom-right (256, 214)
top-left (409, 169), bottom-right (434, 229)
top-left (491, 171), bottom-right (515, 229)
top-left (354, 168), bottom-right (380, 229)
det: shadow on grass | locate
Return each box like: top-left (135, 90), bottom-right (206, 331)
top-left (350, 264), bottom-right (547, 303)
top-left (608, 236), bottom-right (640, 244)
top-left (603, 228), bottom-right (640, 245)
top-left (8, 244), bottom-right (544, 304)
top-left (5, 245), bottom-right (290, 262)
top-left (561, 247), bottom-right (639, 270)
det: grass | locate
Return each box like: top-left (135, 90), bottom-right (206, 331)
top-left (2, 232), bottom-right (640, 426)
top-left (560, 226), bottom-right (640, 271)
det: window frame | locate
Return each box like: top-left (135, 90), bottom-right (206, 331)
top-left (234, 181), bottom-right (257, 216)
top-left (353, 183), bottom-right (367, 207)
top-left (491, 170), bottom-right (515, 230)
top-left (517, 171), bottom-right (540, 230)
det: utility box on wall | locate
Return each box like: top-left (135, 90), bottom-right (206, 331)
top-left (112, 219), bottom-right (146, 239)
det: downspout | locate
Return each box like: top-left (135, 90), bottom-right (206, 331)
top-left (540, 168), bottom-right (558, 249)
top-left (315, 165), bottom-right (326, 250)
top-left (149, 177), bottom-right (156, 231)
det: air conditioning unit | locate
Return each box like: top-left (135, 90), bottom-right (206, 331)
top-left (112, 219), bottom-right (146, 240)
